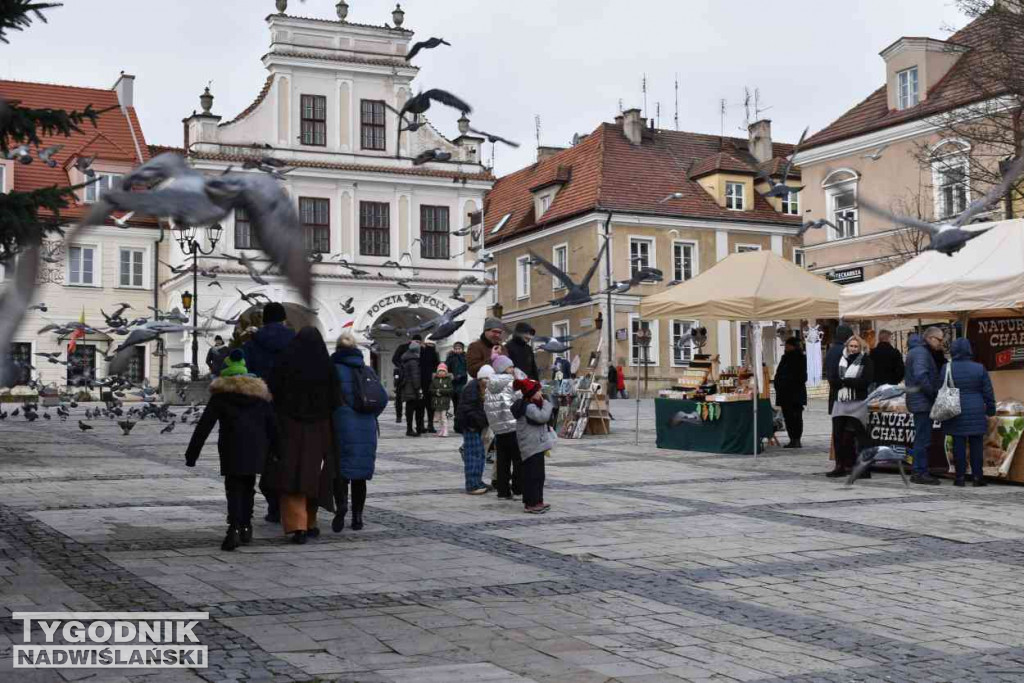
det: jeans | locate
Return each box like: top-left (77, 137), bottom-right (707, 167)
top-left (520, 452), bottom-right (546, 507)
top-left (951, 434), bottom-right (984, 481)
top-left (781, 405), bottom-right (803, 443)
top-left (405, 399), bottom-right (424, 433)
top-left (462, 432), bottom-right (486, 491)
top-left (494, 432), bottom-right (521, 497)
top-left (912, 412), bottom-right (934, 475)
top-left (224, 475), bottom-right (256, 527)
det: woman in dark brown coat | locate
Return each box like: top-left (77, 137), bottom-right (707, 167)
top-left (267, 327), bottom-right (339, 544)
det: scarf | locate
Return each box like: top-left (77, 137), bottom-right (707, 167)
top-left (837, 351), bottom-right (863, 402)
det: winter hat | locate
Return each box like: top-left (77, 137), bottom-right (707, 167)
top-left (477, 364), bottom-right (496, 379)
top-left (436, 362), bottom-right (448, 373)
top-left (220, 349), bottom-right (248, 377)
top-left (514, 378), bottom-right (541, 399)
top-left (263, 302), bottom-right (287, 324)
top-left (513, 321), bottom-right (535, 336)
top-left (492, 355), bottom-right (515, 374)
top-left (484, 317), bottom-right (504, 332)
top-left (835, 324), bottom-right (854, 345)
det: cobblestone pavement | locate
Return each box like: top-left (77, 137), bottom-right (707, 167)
top-left (3, 399), bottom-right (1024, 682)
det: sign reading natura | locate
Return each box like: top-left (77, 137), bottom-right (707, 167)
top-left (968, 317), bottom-right (1024, 371)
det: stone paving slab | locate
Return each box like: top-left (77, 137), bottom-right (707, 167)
top-left (545, 459), bottom-right (766, 486)
top-left (0, 479), bottom-right (224, 510)
top-left (31, 505), bottom-right (233, 542)
top-left (626, 477), bottom-right (932, 507)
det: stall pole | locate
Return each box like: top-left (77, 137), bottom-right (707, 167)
top-left (751, 320), bottom-right (758, 458)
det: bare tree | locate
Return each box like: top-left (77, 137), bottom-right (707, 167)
top-left (913, 0), bottom-right (1024, 220)
top-left (878, 190), bottom-right (932, 270)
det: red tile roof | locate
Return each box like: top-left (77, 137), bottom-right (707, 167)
top-left (484, 123), bottom-right (800, 245)
top-left (688, 151), bottom-right (756, 179)
top-left (803, 10), bottom-right (1009, 150)
top-left (757, 157), bottom-right (802, 180)
top-left (0, 78), bottom-right (156, 228)
top-left (264, 50), bottom-right (416, 70)
top-left (274, 13), bottom-right (413, 34)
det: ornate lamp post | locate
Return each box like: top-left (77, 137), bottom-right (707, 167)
top-left (175, 222), bottom-right (223, 380)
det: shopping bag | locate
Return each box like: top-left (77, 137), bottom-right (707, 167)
top-left (930, 363), bottom-right (961, 422)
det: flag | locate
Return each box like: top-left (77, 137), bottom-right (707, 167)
top-left (68, 308), bottom-right (86, 354)
top-left (342, 319), bottom-right (354, 329)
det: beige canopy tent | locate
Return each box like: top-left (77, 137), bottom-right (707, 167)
top-left (640, 250), bottom-right (842, 320)
top-left (640, 250), bottom-right (841, 456)
top-left (840, 219), bottom-right (1024, 319)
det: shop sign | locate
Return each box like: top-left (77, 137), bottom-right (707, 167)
top-left (580, 317), bottom-right (593, 328)
top-left (615, 328), bottom-right (628, 341)
top-left (826, 267), bottom-right (864, 285)
top-left (366, 292), bottom-right (450, 319)
top-left (867, 410), bottom-right (916, 457)
top-left (968, 317), bottom-right (1024, 371)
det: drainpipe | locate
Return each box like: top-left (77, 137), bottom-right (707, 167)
top-left (602, 211), bottom-right (614, 372)
top-left (153, 221), bottom-right (165, 394)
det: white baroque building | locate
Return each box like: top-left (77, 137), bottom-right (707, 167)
top-left (162, 3), bottom-right (493, 390)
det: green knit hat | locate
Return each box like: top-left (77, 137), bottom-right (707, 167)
top-left (220, 349), bottom-right (248, 377)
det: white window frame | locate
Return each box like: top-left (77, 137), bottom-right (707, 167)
top-left (780, 188), bottom-right (799, 215)
top-left (118, 247), bottom-right (146, 289)
top-left (0, 164), bottom-right (5, 194)
top-left (552, 243), bottom-right (568, 291)
top-left (672, 240), bottom-right (698, 282)
top-left (735, 243), bottom-right (761, 253)
top-left (486, 266), bottom-right (497, 305)
top-left (793, 248), bottom-right (806, 268)
top-left (823, 170), bottom-right (860, 242)
top-left (629, 236), bottom-right (655, 278)
top-left (671, 319), bottom-right (697, 367)
top-left (628, 314), bottom-right (660, 367)
top-left (931, 140), bottom-right (971, 221)
top-left (66, 244), bottom-right (100, 287)
top-left (739, 322), bottom-right (752, 367)
top-left (551, 320), bottom-right (570, 362)
top-left (725, 182), bottom-right (745, 211)
top-left (84, 173), bottom-right (124, 204)
top-left (897, 66), bottom-right (920, 110)
top-left (515, 255), bottom-right (531, 300)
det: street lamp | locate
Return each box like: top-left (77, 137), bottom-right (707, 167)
top-left (175, 223), bottom-right (222, 380)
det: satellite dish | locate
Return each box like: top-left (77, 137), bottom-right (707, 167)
top-left (570, 355), bottom-right (581, 374)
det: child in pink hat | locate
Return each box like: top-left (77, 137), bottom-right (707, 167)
top-left (430, 362), bottom-right (454, 437)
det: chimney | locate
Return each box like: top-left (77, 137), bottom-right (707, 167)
top-left (748, 119), bottom-right (772, 164)
top-left (537, 146), bottom-right (566, 162)
top-left (614, 114), bottom-right (624, 127)
top-left (113, 72), bottom-right (135, 108)
top-left (623, 108), bottom-right (643, 146)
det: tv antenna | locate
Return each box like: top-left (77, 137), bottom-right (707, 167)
top-left (642, 73), bottom-right (648, 118)
top-left (535, 114), bottom-right (542, 160)
top-left (674, 74), bottom-right (679, 131)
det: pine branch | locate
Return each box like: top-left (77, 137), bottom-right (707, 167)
top-left (0, 1), bottom-right (61, 44)
top-left (0, 101), bottom-right (116, 155)
top-left (0, 185), bottom-right (74, 259)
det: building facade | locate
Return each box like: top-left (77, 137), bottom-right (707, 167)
top-left (162, 4), bottom-right (493, 392)
top-left (0, 75), bottom-right (162, 392)
top-left (484, 109), bottom-right (803, 391)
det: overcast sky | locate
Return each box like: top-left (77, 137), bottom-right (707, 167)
top-left (6, 0), bottom-right (970, 174)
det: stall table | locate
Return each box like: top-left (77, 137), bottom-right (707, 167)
top-left (656, 398), bottom-right (774, 455)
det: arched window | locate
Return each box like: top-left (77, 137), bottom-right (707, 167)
top-left (930, 139), bottom-right (971, 221)
top-left (821, 169), bottom-right (860, 240)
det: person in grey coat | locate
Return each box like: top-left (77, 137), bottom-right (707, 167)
top-left (400, 341), bottom-right (424, 436)
top-left (940, 338), bottom-right (996, 487)
top-left (905, 328), bottom-right (945, 485)
top-left (511, 378), bottom-right (555, 514)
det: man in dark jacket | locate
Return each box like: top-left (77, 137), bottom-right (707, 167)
top-left (392, 340), bottom-right (411, 423)
top-left (774, 337), bottom-right (807, 448)
top-left (506, 322), bottom-right (539, 380)
top-left (905, 328), bottom-right (945, 485)
top-left (445, 341), bottom-right (468, 413)
top-left (242, 303), bottom-right (295, 380)
top-left (871, 330), bottom-right (905, 386)
top-left (205, 336), bottom-right (230, 377)
top-left (400, 340), bottom-right (425, 436)
top-left (468, 317), bottom-right (505, 378)
top-left (241, 302), bottom-right (295, 523)
top-left (419, 339), bottom-right (441, 433)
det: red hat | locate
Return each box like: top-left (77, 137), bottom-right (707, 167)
top-left (514, 378), bottom-right (541, 399)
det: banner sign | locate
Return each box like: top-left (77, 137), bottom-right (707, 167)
top-left (967, 317), bottom-right (1024, 371)
top-left (826, 267), bottom-right (864, 285)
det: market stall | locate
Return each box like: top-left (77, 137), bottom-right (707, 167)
top-left (641, 251), bottom-right (841, 455)
top-left (841, 218), bottom-right (1024, 481)
top-left (655, 398), bottom-right (774, 454)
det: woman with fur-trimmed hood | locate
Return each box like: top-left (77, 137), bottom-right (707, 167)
top-left (185, 349), bottom-right (278, 551)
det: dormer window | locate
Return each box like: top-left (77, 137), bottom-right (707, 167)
top-left (84, 173), bottom-right (124, 204)
top-left (725, 182), bottom-right (745, 211)
top-left (540, 194), bottom-right (552, 214)
top-left (781, 189), bottom-right (799, 215)
top-left (897, 67), bottom-right (919, 110)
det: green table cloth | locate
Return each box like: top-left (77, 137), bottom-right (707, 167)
top-left (655, 398), bottom-right (774, 455)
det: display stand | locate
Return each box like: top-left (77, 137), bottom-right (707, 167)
top-left (561, 334), bottom-right (606, 439)
top-left (586, 386), bottom-right (611, 435)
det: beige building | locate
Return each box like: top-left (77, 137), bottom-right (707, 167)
top-left (795, 9), bottom-right (1019, 302)
top-left (484, 109), bottom-right (803, 391)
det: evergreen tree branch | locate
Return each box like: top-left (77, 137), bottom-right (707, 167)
top-left (0, 1), bottom-right (61, 44)
top-left (0, 101), bottom-right (117, 154)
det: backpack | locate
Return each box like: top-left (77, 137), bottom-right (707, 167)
top-left (343, 365), bottom-right (388, 414)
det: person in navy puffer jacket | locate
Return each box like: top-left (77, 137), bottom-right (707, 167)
top-left (904, 329), bottom-right (945, 485)
top-left (330, 332), bottom-right (388, 532)
top-left (940, 338), bottom-right (995, 487)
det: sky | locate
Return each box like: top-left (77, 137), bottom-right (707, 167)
top-left (5, 0), bottom-right (972, 175)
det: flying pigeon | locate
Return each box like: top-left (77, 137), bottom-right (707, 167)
top-left (529, 237), bottom-right (608, 306)
top-left (405, 36), bottom-right (451, 61)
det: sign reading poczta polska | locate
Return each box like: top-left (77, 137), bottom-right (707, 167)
top-left (13, 612), bottom-right (208, 669)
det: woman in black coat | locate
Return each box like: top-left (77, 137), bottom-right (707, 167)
top-left (774, 337), bottom-right (807, 448)
top-left (268, 327), bottom-right (340, 544)
top-left (185, 350), bottom-right (278, 551)
top-left (827, 335), bottom-right (874, 477)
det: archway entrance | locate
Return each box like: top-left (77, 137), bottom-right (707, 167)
top-left (370, 306), bottom-right (453, 397)
top-left (231, 302), bottom-right (322, 347)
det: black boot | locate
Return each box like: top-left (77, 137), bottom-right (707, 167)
top-left (239, 525), bottom-right (253, 544)
top-left (306, 527), bottom-right (320, 538)
top-left (332, 508), bottom-right (347, 533)
top-left (290, 530), bottom-right (307, 544)
top-left (264, 496), bottom-right (280, 523)
top-left (351, 511), bottom-right (364, 531)
top-left (221, 526), bottom-right (240, 551)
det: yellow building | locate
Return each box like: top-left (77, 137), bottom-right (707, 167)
top-left (483, 109), bottom-right (803, 392)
